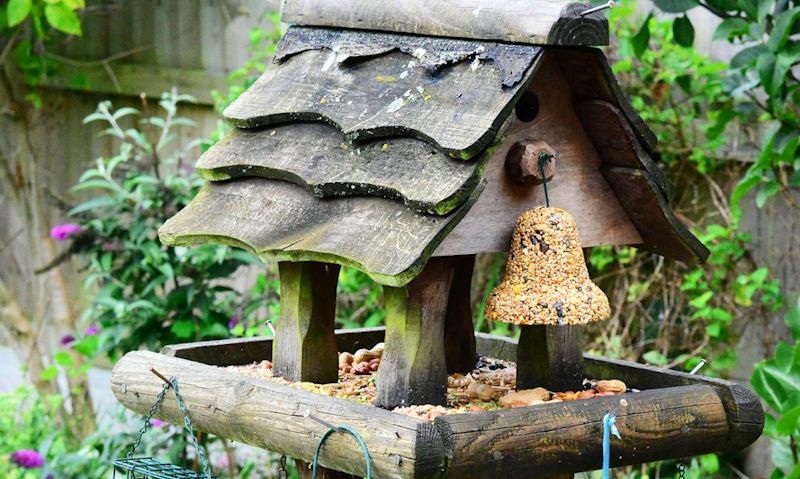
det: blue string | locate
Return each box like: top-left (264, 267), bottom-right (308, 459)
top-left (602, 413), bottom-right (621, 479)
top-left (538, 152), bottom-right (551, 207)
top-left (312, 425), bottom-right (372, 479)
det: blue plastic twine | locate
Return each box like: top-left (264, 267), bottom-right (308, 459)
top-left (312, 425), bottom-right (372, 479)
top-left (602, 413), bottom-right (621, 479)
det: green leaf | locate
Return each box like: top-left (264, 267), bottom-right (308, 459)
top-left (714, 18), bottom-right (748, 40)
top-left (7, 0), bottom-right (32, 27)
top-left (673, 16), bottom-right (695, 47)
top-left (68, 195), bottom-right (115, 215)
top-left (54, 351), bottom-right (74, 366)
top-left (643, 350), bottom-right (669, 366)
top-left (776, 404), bottom-right (800, 434)
top-left (652, 0), bottom-right (698, 12)
top-left (730, 44), bottom-right (768, 69)
top-left (690, 290), bottom-right (713, 308)
top-left (40, 365), bottom-right (59, 381)
top-left (632, 15), bottom-right (652, 58)
top-left (44, 3), bottom-right (82, 36)
top-left (756, 181), bottom-right (781, 208)
top-left (768, 7), bottom-right (800, 52)
top-left (170, 320), bottom-right (195, 339)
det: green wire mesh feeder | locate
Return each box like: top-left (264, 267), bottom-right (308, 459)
top-left (114, 371), bottom-right (217, 479)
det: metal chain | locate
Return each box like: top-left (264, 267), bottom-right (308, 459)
top-left (278, 455), bottom-right (288, 479)
top-left (678, 460), bottom-right (687, 479)
top-left (127, 380), bottom-right (171, 459)
top-left (171, 378), bottom-right (214, 479)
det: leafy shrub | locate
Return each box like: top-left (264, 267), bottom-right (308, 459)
top-left (65, 91), bottom-right (261, 358)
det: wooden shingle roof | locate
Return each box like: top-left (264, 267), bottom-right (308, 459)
top-left (160, 12), bottom-right (708, 286)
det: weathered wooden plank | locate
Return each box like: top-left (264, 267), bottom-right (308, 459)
top-left (553, 47), bottom-right (657, 153)
top-left (444, 255), bottom-right (478, 373)
top-left (161, 327), bottom-right (387, 366)
top-left (198, 124), bottom-right (484, 215)
top-left (435, 385), bottom-right (730, 477)
top-left (224, 44), bottom-right (540, 158)
top-left (582, 356), bottom-right (764, 452)
top-left (274, 26), bottom-right (541, 88)
top-left (376, 258), bottom-right (455, 408)
top-left (517, 325), bottom-right (584, 391)
top-left (159, 177), bottom-right (483, 287)
top-left (112, 351), bottom-right (446, 479)
top-left (281, 0), bottom-right (608, 47)
top-left (574, 99), bottom-right (673, 198)
top-left (273, 262), bottom-right (340, 383)
top-left (434, 53), bottom-right (643, 256)
top-left (602, 167), bottom-right (710, 263)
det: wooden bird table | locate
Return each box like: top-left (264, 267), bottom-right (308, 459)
top-left (112, 328), bottom-right (763, 479)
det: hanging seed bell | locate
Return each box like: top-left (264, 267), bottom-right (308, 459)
top-left (485, 206), bottom-right (610, 325)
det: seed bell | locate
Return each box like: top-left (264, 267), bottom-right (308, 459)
top-left (485, 206), bottom-right (610, 326)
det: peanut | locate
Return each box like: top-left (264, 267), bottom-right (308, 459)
top-left (338, 352), bottom-right (354, 369)
top-left (595, 379), bottom-right (627, 394)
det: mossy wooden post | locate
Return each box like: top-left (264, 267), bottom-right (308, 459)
top-left (444, 255), bottom-right (477, 373)
top-left (376, 257), bottom-right (455, 408)
top-left (273, 261), bottom-right (340, 383)
top-left (517, 325), bottom-right (584, 391)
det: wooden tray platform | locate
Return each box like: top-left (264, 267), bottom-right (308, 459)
top-left (111, 328), bottom-right (763, 479)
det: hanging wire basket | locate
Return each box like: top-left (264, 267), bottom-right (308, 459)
top-left (114, 370), bottom-right (217, 479)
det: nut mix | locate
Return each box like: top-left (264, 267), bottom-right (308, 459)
top-left (485, 207), bottom-right (611, 326)
top-left (227, 347), bottom-right (632, 421)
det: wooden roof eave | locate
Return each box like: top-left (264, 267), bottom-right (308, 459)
top-left (223, 27), bottom-right (543, 159)
top-left (196, 123), bottom-right (489, 215)
top-left (602, 166), bottom-right (710, 263)
top-left (158, 177), bottom-right (485, 287)
top-left (552, 47), bottom-right (658, 155)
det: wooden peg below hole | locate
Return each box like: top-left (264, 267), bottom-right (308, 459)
top-left (504, 140), bottom-right (557, 185)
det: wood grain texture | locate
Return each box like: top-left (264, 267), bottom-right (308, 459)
top-left (435, 385), bottom-right (731, 477)
top-left (435, 52), bottom-right (643, 256)
top-left (376, 257), bottom-right (455, 408)
top-left (574, 99), bottom-right (673, 198)
top-left (224, 46), bottom-right (540, 158)
top-left (553, 47), bottom-right (657, 153)
top-left (296, 460), bottom-right (356, 479)
top-left (151, 329), bottom-right (761, 471)
top-left (281, 0), bottom-right (609, 46)
top-left (273, 262), bottom-right (340, 383)
top-left (602, 167), bottom-right (710, 263)
top-left (275, 26), bottom-right (540, 88)
top-left (159, 177), bottom-right (483, 287)
top-left (112, 351), bottom-right (446, 479)
top-left (161, 327), bottom-right (387, 366)
top-left (517, 325), bottom-right (584, 391)
top-left (198, 124), bottom-right (484, 215)
top-left (444, 255), bottom-right (478, 373)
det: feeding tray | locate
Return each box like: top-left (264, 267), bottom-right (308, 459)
top-left (111, 328), bottom-right (762, 479)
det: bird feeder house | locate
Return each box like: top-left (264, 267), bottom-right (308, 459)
top-left (112, 1), bottom-right (764, 478)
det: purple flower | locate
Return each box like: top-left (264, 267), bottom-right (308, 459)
top-left (150, 418), bottom-right (166, 428)
top-left (228, 316), bottom-right (239, 331)
top-left (10, 450), bottom-right (44, 469)
top-left (60, 335), bottom-right (75, 346)
top-left (46, 474), bottom-right (54, 479)
top-left (84, 325), bottom-right (100, 336)
top-left (50, 224), bottom-right (81, 241)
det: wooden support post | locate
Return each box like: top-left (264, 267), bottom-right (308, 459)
top-left (444, 255), bottom-right (477, 373)
top-left (517, 324), bottom-right (584, 391)
top-left (376, 257), bottom-right (455, 408)
top-left (273, 261), bottom-right (340, 383)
